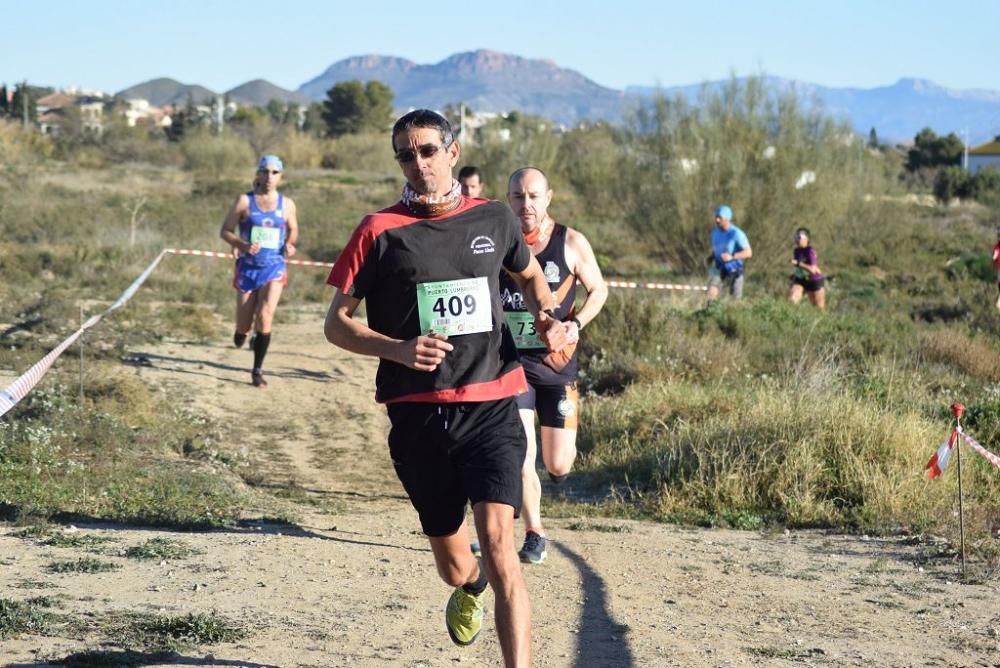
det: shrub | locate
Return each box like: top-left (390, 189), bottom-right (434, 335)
top-left (0, 119), bottom-right (53, 166)
top-left (273, 131), bottom-right (330, 170)
top-left (180, 130), bottom-right (255, 177)
top-left (918, 329), bottom-right (1000, 383)
top-left (934, 165), bottom-right (970, 202)
top-left (322, 132), bottom-right (398, 175)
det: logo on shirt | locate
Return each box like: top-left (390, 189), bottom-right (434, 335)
top-left (543, 261), bottom-right (560, 283)
top-left (500, 287), bottom-right (525, 310)
top-left (470, 236), bottom-right (496, 255)
top-left (261, 218), bottom-right (274, 227)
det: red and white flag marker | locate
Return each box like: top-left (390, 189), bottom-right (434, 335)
top-left (925, 402), bottom-right (1000, 575)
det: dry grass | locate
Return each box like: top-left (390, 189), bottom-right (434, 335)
top-left (918, 329), bottom-right (1000, 382)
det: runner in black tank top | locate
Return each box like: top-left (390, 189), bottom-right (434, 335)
top-left (500, 223), bottom-right (579, 384)
top-left (504, 167), bottom-right (609, 565)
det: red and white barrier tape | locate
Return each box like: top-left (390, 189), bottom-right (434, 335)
top-left (958, 430), bottom-right (1000, 471)
top-left (1, 247), bottom-right (706, 419)
top-left (0, 250), bottom-right (168, 419)
top-left (166, 248), bottom-right (706, 291)
top-left (605, 279), bottom-right (706, 291)
top-left (164, 248), bottom-right (335, 268)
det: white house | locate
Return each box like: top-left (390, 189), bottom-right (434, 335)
top-left (968, 138), bottom-right (1000, 175)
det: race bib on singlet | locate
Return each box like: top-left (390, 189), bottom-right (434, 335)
top-left (416, 277), bottom-right (492, 336)
top-left (250, 226), bottom-right (282, 249)
top-left (504, 311), bottom-right (544, 349)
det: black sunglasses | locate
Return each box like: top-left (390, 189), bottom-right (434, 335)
top-left (394, 142), bottom-right (450, 164)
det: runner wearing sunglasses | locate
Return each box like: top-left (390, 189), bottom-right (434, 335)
top-left (324, 109), bottom-right (567, 668)
top-left (220, 154), bottom-right (299, 388)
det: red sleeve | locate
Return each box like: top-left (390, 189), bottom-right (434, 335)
top-left (327, 215), bottom-right (377, 297)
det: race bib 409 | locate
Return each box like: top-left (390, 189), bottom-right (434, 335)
top-left (416, 278), bottom-right (493, 336)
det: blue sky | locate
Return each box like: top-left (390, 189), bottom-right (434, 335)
top-left (3, 0), bottom-right (998, 94)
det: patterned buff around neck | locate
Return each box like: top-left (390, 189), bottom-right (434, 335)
top-left (401, 179), bottom-right (463, 216)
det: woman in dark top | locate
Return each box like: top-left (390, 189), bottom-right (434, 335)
top-left (789, 227), bottom-right (826, 311)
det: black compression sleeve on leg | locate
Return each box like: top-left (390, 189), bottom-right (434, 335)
top-left (252, 332), bottom-right (271, 370)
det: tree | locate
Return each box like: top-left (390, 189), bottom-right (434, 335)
top-left (11, 82), bottom-right (40, 125)
top-left (0, 84), bottom-right (8, 116)
top-left (867, 127), bottom-right (879, 149)
top-left (302, 102), bottom-right (325, 136)
top-left (321, 80), bottom-right (394, 137)
top-left (906, 127), bottom-right (963, 171)
top-left (265, 99), bottom-right (287, 124)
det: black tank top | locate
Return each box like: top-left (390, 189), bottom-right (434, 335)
top-left (499, 224), bottom-right (578, 385)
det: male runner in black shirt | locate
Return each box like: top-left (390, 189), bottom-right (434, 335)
top-left (324, 110), bottom-right (566, 668)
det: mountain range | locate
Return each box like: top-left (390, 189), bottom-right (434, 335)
top-left (116, 77), bottom-right (309, 107)
top-left (115, 50), bottom-right (1000, 144)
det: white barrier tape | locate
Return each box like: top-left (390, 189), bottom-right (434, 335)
top-left (0, 251), bottom-right (167, 419)
top-left (958, 430), bottom-right (1000, 471)
top-left (166, 248), bottom-right (706, 290)
top-left (164, 248), bottom-right (335, 268)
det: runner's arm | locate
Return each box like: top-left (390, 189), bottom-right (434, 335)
top-left (505, 256), bottom-right (569, 351)
top-left (284, 197), bottom-right (298, 257)
top-left (220, 194), bottom-right (255, 254)
top-left (566, 230), bottom-right (608, 331)
top-left (324, 290), bottom-right (453, 372)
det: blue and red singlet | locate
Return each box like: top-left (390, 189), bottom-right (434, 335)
top-left (234, 191), bottom-right (288, 293)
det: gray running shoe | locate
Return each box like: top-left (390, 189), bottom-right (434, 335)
top-left (517, 531), bottom-right (547, 564)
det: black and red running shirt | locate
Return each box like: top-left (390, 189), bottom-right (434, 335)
top-left (327, 197), bottom-right (531, 404)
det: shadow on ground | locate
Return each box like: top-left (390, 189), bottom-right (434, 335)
top-left (122, 351), bottom-right (340, 383)
top-left (551, 541), bottom-right (635, 668)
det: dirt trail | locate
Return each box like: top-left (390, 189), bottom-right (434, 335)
top-left (2, 306), bottom-right (998, 667)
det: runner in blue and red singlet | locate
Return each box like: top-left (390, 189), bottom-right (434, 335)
top-left (220, 154), bottom-right (299, 388)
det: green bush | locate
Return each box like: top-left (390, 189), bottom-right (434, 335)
top-left (180, 130), bottom-right (255, 177)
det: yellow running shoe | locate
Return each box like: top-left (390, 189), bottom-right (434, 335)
top-left (445, 585), bottom-right (486, 646)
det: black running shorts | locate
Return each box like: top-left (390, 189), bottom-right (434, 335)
top-left (515, 382), bottom-right (580, 430)
top-left (386, 398), bottom-right (527, 537)
top-left (791, 275), bottom-right (825, 292)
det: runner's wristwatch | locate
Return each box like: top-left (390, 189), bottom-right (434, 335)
top-left (571, 316), bottom-right (583, 330)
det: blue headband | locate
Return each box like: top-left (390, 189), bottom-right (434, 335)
top-left (257, 154), bottom-right (283, 171)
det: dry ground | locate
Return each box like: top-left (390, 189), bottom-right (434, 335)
top-left (2, 306), bottom-right (998, 667)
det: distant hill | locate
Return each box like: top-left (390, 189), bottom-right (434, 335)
top-left (297, 49), bottom-right (626, 126)
top-left (226, 79), bottom-right (310, 106)
top-left (626, 76), bottom-right (1000, 144)
top-left (116, 78), bottom-right (217, 107)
